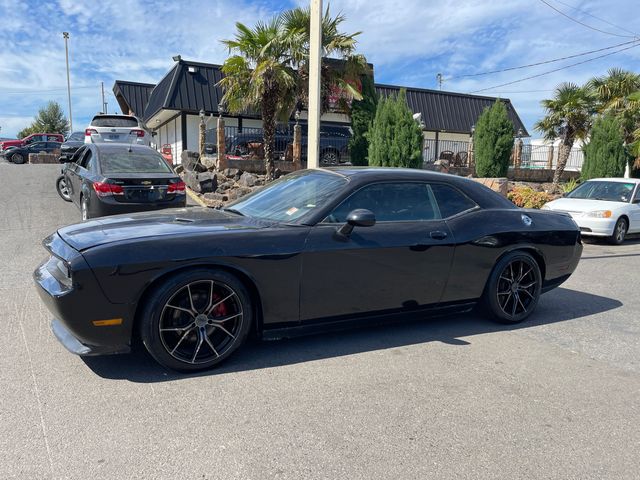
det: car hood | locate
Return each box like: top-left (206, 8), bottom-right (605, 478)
top-left (545, 197), bottom-right (629, 213)
top-left (57, 207), bottom-right (273, 251)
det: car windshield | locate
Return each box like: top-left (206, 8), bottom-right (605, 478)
top-left (100, 150), bottom-right (173, 174)
top-left (226, 170), bottom-right (348, 223)
top-left (67, 132), bottom-right (84, 142)
top-left (566, 181), bottom-right (635, 203)
top-left (91, 116), bottom-right (139, 128)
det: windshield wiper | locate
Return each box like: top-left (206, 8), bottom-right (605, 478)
top-left (222, 207), bottom-right (245, 216)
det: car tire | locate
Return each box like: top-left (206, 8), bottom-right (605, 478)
top-left (481, 251), bottom-right (542, 324)
top-left (320, 149), bottom-right (340, 165)
top-left (81, 196), bottom-right (90, 221)
top-left (608, 217), bottom-right (627, 245)
top-left (11, 152), bottom-right (25, 164)
top-left (56, 175), bottom-right (72, 202)
top-left (138, 269), bottom-right (253, 372)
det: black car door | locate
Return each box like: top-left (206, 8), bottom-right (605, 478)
top-left (299, 181), bottom-right (456, 322)
top-left (65, 147), bottom-right (90, 205)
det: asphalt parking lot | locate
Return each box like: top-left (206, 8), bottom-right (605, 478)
top-left (1, 163), bottom-right (639, 479)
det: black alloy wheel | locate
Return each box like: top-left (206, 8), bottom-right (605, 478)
top-left (482, 251), bottom-right (542, 324)
top-left (56, 175), bottom-right (72, 202)
top-left (320, 149), bottom-right (340, 165)
top-left (609, 218), bottom-right (627, 245)
top-left (11, 152), bottom-right (25, 164)
top-left (139, 269), bottom-right (252, 372)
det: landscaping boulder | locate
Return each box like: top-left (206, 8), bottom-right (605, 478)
top-left (238, 171), bottom-right (258, 188)
top-left (221, 168), bottom-right (241, 180)
top-left (29, 153), bottom-right (59, 164)
top-left (181, 150), bottom-right (206, 172)
top-left (184, 171), bottom-right (217, 194)
top-left (472, 177), bottom-right (508, 197)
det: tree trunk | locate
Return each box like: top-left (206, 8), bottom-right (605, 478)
top-left (262, 93), bottom-right (277, 181)
top-left (553, 135), bottom-right (574, 188)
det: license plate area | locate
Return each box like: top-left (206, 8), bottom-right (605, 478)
top-left (123, 186), bottom-right (168, 202)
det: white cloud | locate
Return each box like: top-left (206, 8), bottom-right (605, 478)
top-left (1, 0), bottom-right (639, 137)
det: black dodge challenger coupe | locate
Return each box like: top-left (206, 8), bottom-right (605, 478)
top-left (35, 168), bottom-right (582, 371)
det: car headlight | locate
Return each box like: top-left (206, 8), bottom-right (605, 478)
top-left (586, 210), bottom-right (612, 218)
top-left (45, 255), bottom-right (72, 288)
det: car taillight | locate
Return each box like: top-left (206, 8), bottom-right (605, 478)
top-left (93, 182), bottom-right (124, 197)
top-left (130, 129), bottom-right (145, 137)
top-left (85, 128), bottom-right (98, 136)
top-left (167, 181), bottom-right (186, 194)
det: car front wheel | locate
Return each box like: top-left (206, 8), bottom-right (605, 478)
top-left (608, 218), bottom-right (627, 245)
top-left (11, 152), bottom-right (25, 164)
top-left (56, 176), bottom-right (72, 202)
top-left (481, 251), bottom-right (542, 324)
top-left (139, 269), bottom-right (253, 372)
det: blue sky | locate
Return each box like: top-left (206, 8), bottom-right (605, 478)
top-left (1, 0), bottom-right (639, 138)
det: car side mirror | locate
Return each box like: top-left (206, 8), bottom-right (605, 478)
top-left (337, 209), bottom-right (376, 236)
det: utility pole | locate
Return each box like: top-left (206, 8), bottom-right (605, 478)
top-left (436, 73), bottom-right (443, 90)
top-left (306, 0), bottom-right (323, 169)
top-left (101, 82), bottom-right (107, 114)
top-left (63, 32), bottom-right (73, 131)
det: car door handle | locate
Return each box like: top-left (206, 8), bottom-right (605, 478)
top-left (429, 231), bottom-right (448, 240)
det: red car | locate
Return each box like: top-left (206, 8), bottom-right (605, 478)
top-left (0, 133), bottom-right (65, 151)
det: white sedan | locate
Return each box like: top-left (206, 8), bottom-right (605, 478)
top-left (542, 178), bottom-right (640, 244)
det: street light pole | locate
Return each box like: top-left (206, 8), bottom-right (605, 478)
top-left (306, 0), bottom-right (322, 169)
top-left (63, 32), bottom-right (73, 132)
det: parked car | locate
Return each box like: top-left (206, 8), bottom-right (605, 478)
top-left (35, 168), bottom-right (582, 372)
top-left (60, 143), bottom-right (186, 220)
top-left (59, 131), bottom-right (86, 162)
top-left (542, 177), bottom-right (640, 244)
top-left (85, 114), bottom-right (150, 146)
top-left (4, 141), bottom-right (62, 164)
top-left (0, 133), bottom-right (64, 151)
top-left (225, 123), bottom-right (351, 165)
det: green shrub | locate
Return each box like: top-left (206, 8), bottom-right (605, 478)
top-left (507, 186), bottom-right (551, 209)
top-left (367, 89), bottom-right (423, 168)
top-left (581, 115), bottom-right (629, 180)
top-left (348, 75), bottom-right (377, 166)
top-left (561, 177), bottom-right (579, 193)
top-left (474, 100), bottom-right (514, 177)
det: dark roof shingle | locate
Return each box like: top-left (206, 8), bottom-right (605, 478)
top-left (112, 80), bottom-right (155, 118)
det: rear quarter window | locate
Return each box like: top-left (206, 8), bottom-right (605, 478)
top-left (431, 184), bottom-right (478, 218)
top-left (91, 116), bottom-right (139, 128)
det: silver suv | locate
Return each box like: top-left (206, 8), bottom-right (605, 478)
top-left (85, 114), bottom-right (150, 146)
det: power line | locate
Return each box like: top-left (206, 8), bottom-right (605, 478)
top-left (0, 86), bottom-right (97, 94)
top-left (447, 38), bottom-right (638, 80)
top-left (553, 0), bottom-right (639, 37)
top-left (538, 0), bottom-right (636, 38)
top-left (470, 42), bottom-right (640, 94)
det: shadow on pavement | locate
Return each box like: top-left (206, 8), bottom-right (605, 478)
top-left (82, 287), bottom-right (622, 383)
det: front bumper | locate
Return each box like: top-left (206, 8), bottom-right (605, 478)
top-left (34, 234), bottom-right (133, 356)
top-left (571, 216), bottom-right (616, 237)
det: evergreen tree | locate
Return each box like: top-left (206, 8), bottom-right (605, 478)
top-left (348, 74), bottom-right (377, 166)
top-left (367, 89), bottom-right (423, 168)
top-left (18, 101), bottom-right (69, 138)
top-left (581, 115), bottom-right (629, 180)
top-left (475, 100), bottom-right (515, 177)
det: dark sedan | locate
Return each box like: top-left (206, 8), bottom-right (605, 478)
top-left (4, 141), bottom-right (62, 164)
top-left (35, 168), bottom-right (582, 372)
top-left (59, 131), bottom-right (86, 162)
top-left (61, 143), bottom-right (186, 220)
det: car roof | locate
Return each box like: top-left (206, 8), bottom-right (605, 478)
top-left (322, 167), bottom-right (516, 210)
top-left (585, 177), bottom-right (640, 184)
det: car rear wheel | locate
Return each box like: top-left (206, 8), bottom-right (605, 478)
top-left (11, 152), bottom-right (25, 164)
top-left (139, 269), bottom-right (253, 372)
top-left (56, 176), bottom-right (72, 202)
top-left (481, 251), bottom-right (542, 324)
top-left (608, 218), bottom-right (627, 245)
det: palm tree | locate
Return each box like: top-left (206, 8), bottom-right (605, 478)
top-left (219, 18), bottom-right (299, 180)
top-left (534, 83), bottom-right (595, 188)
top-left (281, 6), bottom-right (367, 112)
top-left (588, 68), bottom-right (640, 169)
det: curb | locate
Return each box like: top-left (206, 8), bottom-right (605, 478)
top-left (186, 187), bottom-right (208, 207)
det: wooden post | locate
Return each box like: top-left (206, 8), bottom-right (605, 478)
top-left (467, 135), bottom-right (474, 168)
top-left (514, 138), bottom-right (523, 168)
top-left (293, 122), bottom-right (302, 170)
top-left (546, 144), bottom-right (554, 169)
top-left (217, 115), bottom-right (227, 171)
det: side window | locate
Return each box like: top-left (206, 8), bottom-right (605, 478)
top-left (30, 142), bottom-right (46, 150)
top-left (72, 147), bottom-right (86, 163)
top-left (430, 184), bottom-right (478, 218)
top-left (79, 150), bottom-right (93, 170)
top-left (327, 182), bottom-right (440, 223)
